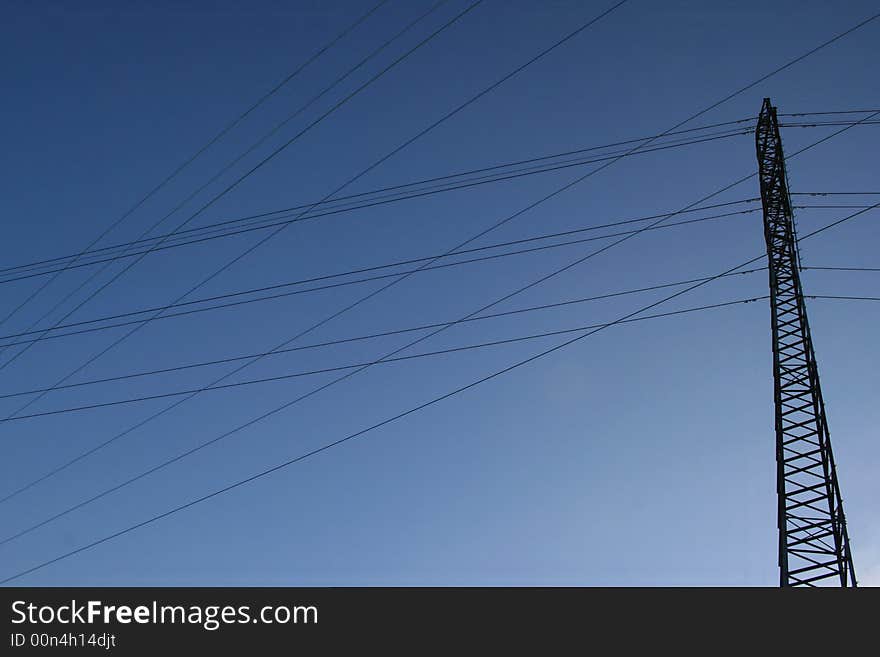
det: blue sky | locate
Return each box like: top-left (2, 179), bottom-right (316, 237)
top-left (0, 0), bottom-right (877, 585)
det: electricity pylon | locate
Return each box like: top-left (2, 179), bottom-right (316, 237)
top-left (755, 98), bottom-right (856, 587)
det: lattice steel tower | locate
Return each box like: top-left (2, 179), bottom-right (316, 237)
top-left (756, 98), bottom-right (856, 587)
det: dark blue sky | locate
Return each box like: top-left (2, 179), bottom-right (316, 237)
top-left (1, 0), bottom-right (877, 585)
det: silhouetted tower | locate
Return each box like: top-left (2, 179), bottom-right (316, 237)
top-left (756, 98), bottom-right (856, 587)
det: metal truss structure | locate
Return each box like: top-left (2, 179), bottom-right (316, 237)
top-left (755, 98), bottom-right (856, 586)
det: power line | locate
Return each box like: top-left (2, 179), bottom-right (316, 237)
top-left (0, 0), bottom-right (488, 399)
top-left (0, 0), bottom-right (391, 334)
top-left (3, 9), bottom-right (875, 572)
top-left (4, 198), bottom-right (876, 582)
top-left (0, 0), bottom-right (624, 410)
top-left (0, 295), bottom-right (775, 548)
top-left (0, 269), bottom-right (769, 508)
top-left (0, 296), bottom-right (775, 424)
top-left (0, 127), bottom-right (753, 283)
top-left (0, 202), bottom-right (761, 347)
top-left (18, 111), bottom-right (870, 412)
top-left (779, 120), bottom-right (880, 127)
top-left (0, 118), bottom-right (755, 278)
top-left (3, 2), bottom-right (452, 314)
top-left (779, 110), bottom-right (880, 116)
top-left (0, 0), bottom-right (469, 371)
top-left (794, 204), bottom-right (877, 209)
top-left (1, 168), bottom-right (854, 557)
top-left (0, 182), bottom-right (770, 504)
top-left (0, 205), bottom-right (758, 346)
top-left (0, 1), bottom-right (638, 519)
top-left (2, 4), bottom-right (873, 537)
top-left (0, 2), bottom-right (447, 347)
top-left (802, 266), bottom-right (880, 272)
top-left (807, 295), bottom-right (880, 301)
top-left (0, 5), bottom-right (648, 522)
top-left (0, 269), bottom-right (767, 402)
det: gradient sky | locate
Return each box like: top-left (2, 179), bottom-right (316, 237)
top-left (1, 0), bottom-right (877, 586)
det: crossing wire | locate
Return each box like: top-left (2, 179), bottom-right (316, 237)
top-left (0, 118), bottom-right (755, 278)
top-left (808, 295), bottom-right (880, 301)
top-left (0, 295), bottom-right (778, 423)
top-left (0, 0), bottom-right (637, 503)
top-left (0, 0), bottom-right (625, 413)
top-left (0, 268), bottom-right (768, 403)
top-left (0, 1), bottom-right (445, 358)
top-left (0, 0), bottom-right (466, 370)
top-left (3, 200), bottom-right (877, 580)
top-left (0, 0), bottom-right (391, 334)
top-left (779, 109), bottom-right (880, 116)
top-left (2, 10), bottom-right (877, 581)
top-left (780, 120), bottom-right (880, 127)
top-left (0, 202), bottom-right (761, 347)
top-left (0, 0), bottom-right (489, 403)
top-left (0, 126), bottom-right (753, 284)
top-left (794, 204), bottom-right (878, 209)
top-left (802, 266), bottom-right (880, 272)
top-left (0, 267), bottom-right (767, 508)
top-left (779, 121), bottom-right (880, 128)
top-left (0, 0), bottom-right (632, 427)
top-left (1, 5), bottom-right (873, 528)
